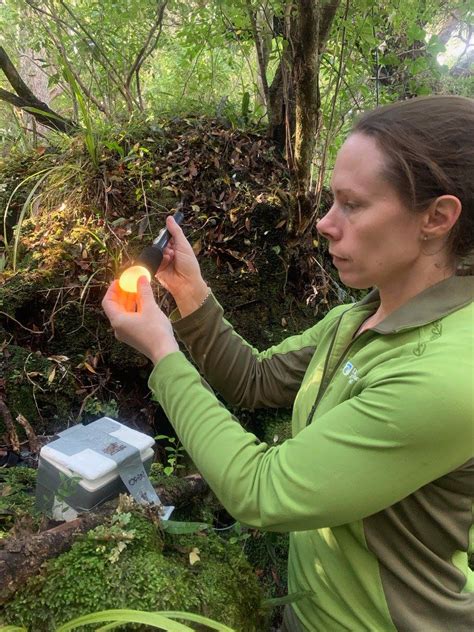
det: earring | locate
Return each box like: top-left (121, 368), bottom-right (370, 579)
top-left (422, 235), bottom-right (428, 241)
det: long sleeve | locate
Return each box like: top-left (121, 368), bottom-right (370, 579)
top-left (171, 293), bottom-right (343, 409)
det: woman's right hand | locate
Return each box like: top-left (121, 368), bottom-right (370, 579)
top-left (156, 215), bottom-right (210, 317)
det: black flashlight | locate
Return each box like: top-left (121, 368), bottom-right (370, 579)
top-left (118, 210), bottom-right (184, 293)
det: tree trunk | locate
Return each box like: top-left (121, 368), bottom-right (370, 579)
top-left (19, 44), bottom-right (52, 139)
top-left (267, 4), bottom-right (296, 153)
top-left (265, 1), bottom-right (340, 232)
top-left (247, 1), bottom-right (273, 111)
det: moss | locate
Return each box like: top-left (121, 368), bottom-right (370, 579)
top-left (244, 530), bottom-right (290, 629)
top-left (0, 468), bottom-right (40, 538)
top-left (163, 529), bottom-right (266, 630)
top-left (235, 407), bottom-right (292, 449)
top-left (4, 506), bottom-right (266, 631)
top-left (245, 530), bottom-right (289, 598)
top-left (2, 345), bottom-right (79, 435)
top-left (0, 268), bottom-right (58, 317)
top-left (259, 412), bottom-right (293, 446)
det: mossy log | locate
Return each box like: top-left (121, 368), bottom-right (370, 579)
top-left (0, 474), bottom-right (208, 606)
top-left (3, 496), bottom-right (265, 631)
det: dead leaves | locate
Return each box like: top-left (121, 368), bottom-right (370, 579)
top-left (189, 547), bottom-right (200, 566)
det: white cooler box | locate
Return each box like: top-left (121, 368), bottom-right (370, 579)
top-left (35, 417), bottom-right (170, 521)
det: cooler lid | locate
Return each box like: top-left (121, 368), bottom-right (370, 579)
top-left (40, 417), bottom-right (155, 481)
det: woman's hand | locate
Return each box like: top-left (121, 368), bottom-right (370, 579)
top-left (102, 277), bottom-right (179, 365)
top-left (157, 215), bottom-right (210, 316)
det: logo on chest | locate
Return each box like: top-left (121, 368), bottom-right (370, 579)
top-left (342, 360), bottom-right (360, 384)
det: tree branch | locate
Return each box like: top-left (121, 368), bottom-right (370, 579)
top-left (55, 0), bottom-right (136, 110)
top-left (126, 1), bottom-right (169, 92)
top-left (41, 18), bottom-right (109, 116)
top-left (0, 46), bottom-right (44, 103)
top-left (246, 0), bottom-right (270, 109)
top-left (0, 48), bottom-right (76, 134)
top-left (318, 0), bottom-right (341, 53)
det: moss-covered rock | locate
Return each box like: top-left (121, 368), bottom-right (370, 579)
top-left (4, 506), bottom-right (266, 631)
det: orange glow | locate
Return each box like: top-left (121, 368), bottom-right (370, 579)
top-left (118, 265), bottom-right (151, 293)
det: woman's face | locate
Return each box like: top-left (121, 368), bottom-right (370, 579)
top-left (317, 133), bottom-right (426, 290)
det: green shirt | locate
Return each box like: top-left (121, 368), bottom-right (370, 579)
top-left (149, 276), bottom-right (474, 631)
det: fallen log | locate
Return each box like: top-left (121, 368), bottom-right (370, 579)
top-left (0, 473), bottom-right (209, 605)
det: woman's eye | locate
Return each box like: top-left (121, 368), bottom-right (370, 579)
top-left (343, 202), bottom-right (357, 211)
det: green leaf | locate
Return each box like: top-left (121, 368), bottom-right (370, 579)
top-left (54, 608), bottom-right (235, 632)
top-left (407, 24), bottom-right (425, 43)
top-left (161, 520), bottom-right (210, 535)
top-left (241, 91), bottom-right (250, 119)
top-left (23, 106), bottom-right (68, 124)
top-left (263, 590), bottom-right (312, 608)
top-left (416, 85), bottom-right (431, 96)
top-left (12, 166), bottom-right (64, 271)
top-left (56, 609), bottom-right (191, 631)
top-left (160, 611), bottom-right (235, 631)
top-left (426, 36), bottom-right (446, 56)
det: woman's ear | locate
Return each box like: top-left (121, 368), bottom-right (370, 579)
top-left (421, 195), bottom-right (462, 240)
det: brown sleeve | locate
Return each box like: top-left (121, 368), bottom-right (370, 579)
top-left (171, 293), bottom-right (317, 409)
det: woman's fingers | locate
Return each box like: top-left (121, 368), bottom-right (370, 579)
top-left (102, 281), bottom-right (123, 321)
top-left (166, 215), bottom-right (185, 243)
top-left (102, 280), bottom-right (139, 323)
top-left (124, 290), bottom-right (137, 313)
top-left (136, 275), bottom-right (157, 312)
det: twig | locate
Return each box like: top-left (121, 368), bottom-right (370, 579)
top-left (0, 398), bottom-right (20, 453)
top-left (15, 414), bottom-right (40, 454)
top-left (246, 0), bottom-right (270, 109)
top-left (56, 0), bottom-right (136, 109)
top-left (41, 18), bottom-right (108, 116)
top-left (76, 384), bottom-right (101, 422)
top-left (0, 311), bottom-right (43, 334)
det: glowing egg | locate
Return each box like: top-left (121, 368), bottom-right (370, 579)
top-left (118, 265), bottom-right (151, 293)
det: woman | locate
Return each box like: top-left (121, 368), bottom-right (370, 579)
top-left (102, 95), bottom-right (473, 631)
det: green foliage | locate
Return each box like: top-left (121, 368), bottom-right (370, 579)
top-left (156, 434), bottom-right (186, 477)
top-left (55, 473), bottom-right (82, 506)
top-left (81, 396), bottom-right (119, 420)
top-left (244, 529), bottom-right (290, 605)
top-left (56, 608), bottom-right (236, 631)
top-left (227, 521), bottom-right (250, 547)
top-left (61, 67), bottom-right (100, 168)
top-left (1, 0), bottom-right (471, 140)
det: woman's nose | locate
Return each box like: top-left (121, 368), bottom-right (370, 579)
top-left (316, 207), bottom-right (339, 241)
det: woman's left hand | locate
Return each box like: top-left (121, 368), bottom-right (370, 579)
top-left (102, 276), bottom-right (179, 364)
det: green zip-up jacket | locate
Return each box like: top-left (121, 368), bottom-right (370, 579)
top-left (148, 276), bottom-right (474, 631)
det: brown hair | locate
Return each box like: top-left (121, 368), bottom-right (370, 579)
top-left (352, 95), bottom-right (474, 261)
